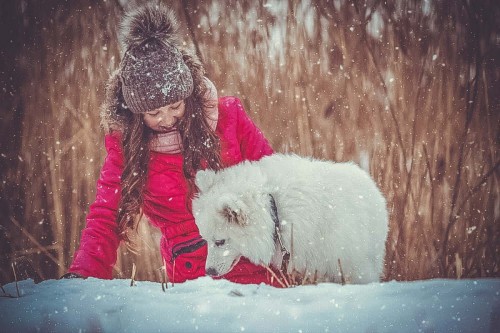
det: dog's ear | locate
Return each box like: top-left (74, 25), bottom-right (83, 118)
top-left (195, 169), bottom-right (217, 192)
top-left (219, 196), bottom-right (248, 226)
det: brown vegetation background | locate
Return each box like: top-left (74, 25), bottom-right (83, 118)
top-left (0, 0), bottom-right (498, 284)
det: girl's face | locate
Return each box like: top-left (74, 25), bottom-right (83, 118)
top-left (143, 100), bottom-right (186, 133)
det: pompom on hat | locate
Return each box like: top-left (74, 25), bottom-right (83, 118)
top-left (118, 4), bottom-right (194, 114)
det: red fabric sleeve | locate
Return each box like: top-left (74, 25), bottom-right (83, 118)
top-left (235, 99), bottom-right (274, 160)
top-left (69, 134), bottom-right (123, 279)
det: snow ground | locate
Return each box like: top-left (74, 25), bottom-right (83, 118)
top-left (1, 277), bottom-right (499, 333)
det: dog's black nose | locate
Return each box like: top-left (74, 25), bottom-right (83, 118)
top-left (206, 267), bottom-right (218, 276)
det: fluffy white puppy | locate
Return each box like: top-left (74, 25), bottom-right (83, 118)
top-left (192, 154), bottom-right (388, 284)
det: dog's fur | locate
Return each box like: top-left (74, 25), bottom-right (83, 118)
top-left (192, 154), bottom-right (389, 284)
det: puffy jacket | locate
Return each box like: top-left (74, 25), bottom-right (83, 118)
top-left (69, 96), bottom-right (280, 286)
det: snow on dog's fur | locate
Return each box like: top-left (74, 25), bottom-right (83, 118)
top-left (192, 154), bottom-right (389, 284)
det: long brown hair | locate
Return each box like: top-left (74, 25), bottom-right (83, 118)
top-left (116, 55), bottom-right (222, 245)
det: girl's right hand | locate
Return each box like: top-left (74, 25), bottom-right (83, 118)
top-left (59, 272), bottom-right (86, 279)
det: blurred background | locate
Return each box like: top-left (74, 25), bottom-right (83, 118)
top-left (0, 0), bottom-right (498, 284)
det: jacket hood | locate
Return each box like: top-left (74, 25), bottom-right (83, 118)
top-left (100, 49), bottom-right (207, 133)
top-left (100, 69), bottom-right (127, 133)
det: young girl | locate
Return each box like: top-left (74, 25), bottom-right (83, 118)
top-left (67, 4), bottom-right (278, 286)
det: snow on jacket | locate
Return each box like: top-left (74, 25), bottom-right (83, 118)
top-left (69, 96), bottom-right (279, 285)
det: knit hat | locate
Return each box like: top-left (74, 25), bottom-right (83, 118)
top-left (118, 4), bottom-right (194, 114)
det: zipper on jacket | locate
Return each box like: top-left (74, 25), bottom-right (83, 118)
top-left (171, 236), bottom-right (206, 263)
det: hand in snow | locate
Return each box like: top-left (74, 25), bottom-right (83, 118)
top-left (59, 272), bottom-right (86, 279)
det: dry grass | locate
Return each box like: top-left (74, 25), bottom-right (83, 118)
top-left (2, 0), bottom-right (498, 283)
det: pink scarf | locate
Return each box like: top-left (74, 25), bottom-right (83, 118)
top-left (150, 78), bottom-right (218, 154)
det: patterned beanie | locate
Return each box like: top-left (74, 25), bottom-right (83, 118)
top-left (118, 4), bottom-right (194, 114)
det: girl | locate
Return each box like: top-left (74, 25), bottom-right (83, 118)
top-left (67, 4), bottom-right (278, 286)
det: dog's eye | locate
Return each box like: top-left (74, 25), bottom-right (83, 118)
top-left (215, 239), bottom-right (225, 247)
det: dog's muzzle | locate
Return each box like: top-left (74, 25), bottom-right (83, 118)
top-left (206, 267), bottom-right (218, 276)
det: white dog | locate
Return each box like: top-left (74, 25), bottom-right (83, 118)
top-left (192, 154), bottom-right (388, 284)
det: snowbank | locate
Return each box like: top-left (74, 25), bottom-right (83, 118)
top-left (1, 277), bottom-right (499, 332)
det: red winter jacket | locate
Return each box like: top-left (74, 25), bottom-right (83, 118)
top-left (69, 97), bottom-right (280, 286)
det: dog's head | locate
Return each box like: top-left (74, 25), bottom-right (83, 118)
top-left (192, 164), bottom-right (276, 277)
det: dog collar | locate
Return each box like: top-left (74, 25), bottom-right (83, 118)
top-left (269, 194), bottom-right (290, 273)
